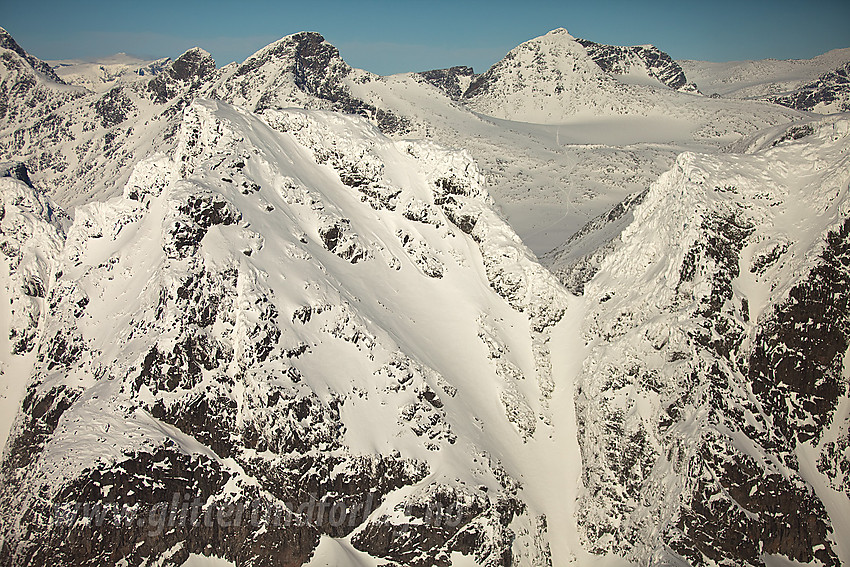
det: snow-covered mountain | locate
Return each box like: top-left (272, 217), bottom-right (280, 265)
top-left (545, 115), bottom-right (850, 566)
top-left (0, 27), bottom-right (801, 256)
top-left (0, 32), bottom-right (221, 208)
top-left (0, 95), bottom-right (575, 567)
top-left (48, 53), bottom-right (172, 93)
top-left (459, 29), bottom-right (739, 123)
top-left (415, 36), bottom-right (699, 102)
top-left (0, 27), bottom-right (65, 84)
top-left (1, 25), bottom-right (849, 567)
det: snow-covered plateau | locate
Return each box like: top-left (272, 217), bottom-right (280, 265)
top-left (0, 24), bottom-right (849, 567)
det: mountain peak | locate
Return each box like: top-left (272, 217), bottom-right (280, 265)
top-left (462, 27), bottom-right (606, 111)
top-left (147, 46), bottom-right (216, 103)
top-left (235, 31), bottom-right (349, 86)
top-left (544, 27), bottom-right (574, 39)
top-left (243, 31), bottom-right (338, 65)
top-left (0, 26), bottom-right (19, 51)
top-left (170, 46), bottom-right (216, 81)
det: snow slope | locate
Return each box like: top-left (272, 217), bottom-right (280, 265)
top-left (0, 98), bottom-right (580, 567)
top-left (48, 53), bottom-right (171, 93)
top-left (680, 47), bottom-right (850, 99)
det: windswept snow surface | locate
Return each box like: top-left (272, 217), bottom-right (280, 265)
top-left (680, 48), bottom-right (850, 99)
top-left (48, 53), bottom-right (171, 93)
top-left (0, 98), bottom-right (590, 566)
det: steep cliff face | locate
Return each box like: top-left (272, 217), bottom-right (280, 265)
top-left (0, 99), bottom-right (572, 567)
top-left (571, 116), bottom-right (850, 567)
top-left (576, 38), bottom-right (699, 93)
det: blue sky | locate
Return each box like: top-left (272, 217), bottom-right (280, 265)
top-left (2, 0), bottom-right (849, 75)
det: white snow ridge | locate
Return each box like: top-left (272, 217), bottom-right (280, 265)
top-left (1, 24), bottom-right (850, 567)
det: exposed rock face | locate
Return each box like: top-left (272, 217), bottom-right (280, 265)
top-left (573, 117), bottom-right (850, 567)
top-left (0, 161), bottom-right (33, 187)
top-left (352, 482), bottom-right (523, 566)
top-left (149, 47), bottom-right (216, 104)
top-left (576, 38), bottom-right (700, 93)
top-left (416, 66), bottom-right (476, 100)
top-left (766, 61), bottom-right (850, 113)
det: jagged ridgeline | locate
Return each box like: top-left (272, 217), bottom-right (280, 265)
top-left (1, 21), bottom-right (850, 567)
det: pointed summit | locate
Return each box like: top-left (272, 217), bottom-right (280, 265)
top-left (544, 27), bottom-right (575, 39)
top-left (147, 46), bottom-right (216, 103)
top-left (213, 31), bottom-right (351, 111)
top-left (169, 47), bottom-right (216, 81)
top-left (210, 31), bottom-right (409, 133)
top-left (235, 31), bottom-right (351, 95)
top-left (462, 28), bottom-right (612, 120)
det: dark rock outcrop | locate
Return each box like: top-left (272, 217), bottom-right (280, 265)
top-left (766, 61), bottom-right (850, 112)
top-left (0, 161), bottom-right (33, 187)
top-left (149, 47), bottom-right (216, 104)
top-left (416, 66), bottom-right (476, 100)
top-left (577, 38), bottom-right (700, 93)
